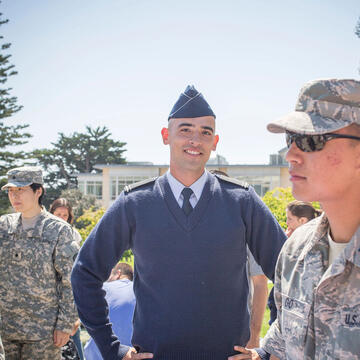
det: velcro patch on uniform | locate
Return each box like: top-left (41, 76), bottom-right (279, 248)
top-left (282, 294), bottom-right (310, 318)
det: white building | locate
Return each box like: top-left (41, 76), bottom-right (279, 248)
top-left (77, 148), bottom-right (290, 209)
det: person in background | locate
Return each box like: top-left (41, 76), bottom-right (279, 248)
top-left (84, 263), bottom-right (136, 360)
top-left (234, 79), bottom-right (360, 359)
top-left (246, 249), bottom-right (269, 349)
top-left (50, 198), bottom-right (84, 360)
top-left (267, 200), bottom-right (322, 326)
top-left (285, 200), bottom-right (322, 237)
top-left (71, 85), bottom-right (286, 360)
top-left (50, 198), bottom-right (82, 246)
top-left (0, 166), bottom-right (78, 359)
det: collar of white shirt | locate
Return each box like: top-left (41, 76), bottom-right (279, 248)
top-left (166, 170), bottom-right (208, 208)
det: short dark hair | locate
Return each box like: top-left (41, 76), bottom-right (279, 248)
top-left (287, 200), bottom-right (322, 221)
top-left (30, 183), bottom-right (45, 205)
top-left (112, 262), bottom-right (134, 281)
top-left (49, 198), bottom-right (74, 224)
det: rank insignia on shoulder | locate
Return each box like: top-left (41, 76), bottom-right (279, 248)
top-left (214, 174), bottom-right (249, 189)
top-left (124, 177), bottom-right (157, 193)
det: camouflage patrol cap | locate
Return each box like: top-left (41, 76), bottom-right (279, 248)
top-left (1, 166), bottom-right (43, 190)
top-left (267, 79), bottom-right (360, 134)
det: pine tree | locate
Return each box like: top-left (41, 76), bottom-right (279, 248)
top-left (0, 10), bottom-right (31, 175)
top-left (32, 126), bottom-right (126, 205)
top-left (0, 8), bottom-right (31, 215)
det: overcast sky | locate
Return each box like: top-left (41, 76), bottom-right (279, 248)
top-left (3, 0), bottom-right (360, 165)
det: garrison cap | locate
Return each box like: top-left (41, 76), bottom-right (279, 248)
top-left (267, 79), bottom-right (360, 135)
top-left (1, 166), bottom-right (44, 190)
top-left (168, 85), bottom-right (216, 120)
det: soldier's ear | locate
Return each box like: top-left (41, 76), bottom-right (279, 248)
top-left (161, 128), bottom-right (169, 145)
top-left (35, 187), bottom-right (43, 199)
top-left (116, 270), bottom-right (122, 279)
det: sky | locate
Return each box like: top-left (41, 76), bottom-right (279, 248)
top-left (2, 0), bottom-right (360, 165)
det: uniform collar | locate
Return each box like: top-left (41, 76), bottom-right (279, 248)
top-left (301, 213), bottom-right (360, 269)
top-left (166, 170), bottom-right (208, 203)
top-left (8, 208), bottom-right (47, 238)
top-left (344, 225), bottom-right (360, 267)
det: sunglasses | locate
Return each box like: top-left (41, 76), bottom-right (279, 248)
top-left (285, 131), bottom-right (360, 152)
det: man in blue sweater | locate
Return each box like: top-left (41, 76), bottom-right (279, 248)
top-left (71, 85), bottom-right (286, 360)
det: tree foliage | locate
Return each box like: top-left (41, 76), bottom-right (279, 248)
top-left (0, 177), bottom-right (11, 215)
top-left (59, 188), bottom-right (100, 220)
top-left (75, 206), bottom-right (133, 260)
top-left (31, 125), bottom-right (127, 199)
top-left (262, 187), bottom-right (321, 230)
top-left (262, 187), bottom-right (295, 229)
top-left (0, 11), bottom-right (31, 174)
top-left (356, 16), bottom-right (360, 38)
top-left (75, 207), bottom-right (105, 243)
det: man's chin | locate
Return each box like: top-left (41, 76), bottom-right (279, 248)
top-left (292, 187), bottom-right (315, 203)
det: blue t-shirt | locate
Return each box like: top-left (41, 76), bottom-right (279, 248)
top-left (84, 279), bottom-right (135, 360)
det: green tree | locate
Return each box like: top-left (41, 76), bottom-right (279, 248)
top-left (262, 187), bottom-right (321, 230)
top-left (0, 11), bottom-right (31, 175)
top-left (32, 126), bottom-right (127, 201)
top-left (262, 187), bottom-right (295, 229)
top-left (0, 177), bottom-right (11, 215)
top-left (75, 207), bottom-right (133, 261)
top-left (59, 188), bottom-right (100, 220)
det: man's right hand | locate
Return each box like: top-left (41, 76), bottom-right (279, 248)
top-left (228, 346), bottom-right (260, 359)
top-left (123, 347), bottom-right (153, 359)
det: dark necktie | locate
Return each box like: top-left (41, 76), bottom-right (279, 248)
top-left (181, 187), bottom-right (193, 216)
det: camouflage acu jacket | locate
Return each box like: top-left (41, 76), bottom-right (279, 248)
top-left (262, 214), bottom-right (360, 360)
top-left (0, 210), bottom-right (79, 340)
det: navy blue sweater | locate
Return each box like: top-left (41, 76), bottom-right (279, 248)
top-left (71, 174), bottom-right (286, 359)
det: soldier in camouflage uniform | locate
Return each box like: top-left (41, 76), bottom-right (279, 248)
top-left (0, 166), bottom-right (79, 360)
top-left (233, 79), bottom-right (360, 360)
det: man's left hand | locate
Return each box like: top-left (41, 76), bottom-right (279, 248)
top-left (228, 346), bottom-right (260, 359)
top-left (53, 330), bottom-right (70, 347)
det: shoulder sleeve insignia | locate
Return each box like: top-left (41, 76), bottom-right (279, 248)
top-left (214, 174), bottom-right (249, 189)
top-left (124, 177), bottom-right (157, 193)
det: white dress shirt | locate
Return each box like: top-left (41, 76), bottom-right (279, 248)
top-left (166, 170), bottom-right (208, 208)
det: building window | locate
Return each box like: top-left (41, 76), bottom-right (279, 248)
top-left (110, 176), bottom-right (148, 200)
top-left (78, 181), bottom-right (85, 193)
top-left (251, 183), bottom-right (270, 197)
top-left (234, 176), bottom-right (271, 197)
top-left (78, 180), bottom-right (102, 199)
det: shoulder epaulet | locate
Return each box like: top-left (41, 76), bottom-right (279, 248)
top-left (124, 177), bottom-right (157, 193)
top-left (214, 174), bottom-right (249, 189)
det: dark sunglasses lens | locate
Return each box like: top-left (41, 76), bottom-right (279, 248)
top-left (286, 133), bottom-right (326, 152)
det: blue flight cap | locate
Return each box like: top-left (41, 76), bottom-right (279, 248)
top-left (168, 85), bottom-right (216, 120)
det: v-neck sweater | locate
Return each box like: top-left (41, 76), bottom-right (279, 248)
top-left (72, 174), bottom-right (286, 360)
